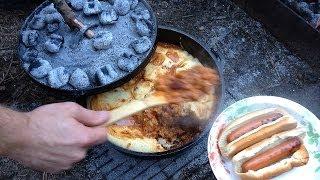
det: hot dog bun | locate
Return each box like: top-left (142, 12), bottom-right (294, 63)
top-left (232, 128), bottom-right (309, 179)
top-left (218, 108), bottom-right (297, 158)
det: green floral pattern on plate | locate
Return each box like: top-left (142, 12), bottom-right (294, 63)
top-left (307, 122), bottom-right (320, 172)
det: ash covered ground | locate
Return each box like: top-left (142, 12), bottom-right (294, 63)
top-left (0, 0), bottom-right (319, 179)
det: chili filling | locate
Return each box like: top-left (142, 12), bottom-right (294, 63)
top-left (155, 66), bottom-right (219, 103)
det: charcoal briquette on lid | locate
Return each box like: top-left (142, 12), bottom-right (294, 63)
top-left (130, 0), bottom-right (139, 10)
top-left (92, 31), bottom-right (113, 50)
top-left (130, 36), bottom-right (152, 54)
top-left (41, 3), bottom-right (57, 14)
top-left (22, 49), bottom-right (38, 62)
top-left (96, 64), bottom-right (119, 85)
top-left (136, 19), bottom-right (151, 36)
top-left (22, 30), bottom-right (39, 47)
top-left (83, 0), bottom-right (102, 15)
top-left (29, 58), bottom-right (52, 79)
top-left (113, 0), bottom-right (131, 15)
top-left (29, 15), bottom-right (46, 30)
top-left (131, 9), bottom-right (150, 21)
top-left (44, 34), bottom-right (64, 53)
top-left (117, 52), bottom-right (139, 72)
top-left (69, 68), bottom-right (90, 89)
top-left (19, 0), bottom-right (156, 91)
top-left (48, 67), bottom-right (70, 88)
top-left (99, 8), bottom-right (118, 25)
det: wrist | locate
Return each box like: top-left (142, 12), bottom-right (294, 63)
top-left (0, 107), bottom-right (30, 156)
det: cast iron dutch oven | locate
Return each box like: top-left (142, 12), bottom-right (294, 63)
top-left (101, 26), bottom-right (225, 157)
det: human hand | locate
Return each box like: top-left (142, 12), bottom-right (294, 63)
top-left (0, 102), bottom-right (109, 173)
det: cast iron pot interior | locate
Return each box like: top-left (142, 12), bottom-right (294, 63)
top-left (102, 26), bottom-right (225, 157)
top-left (18, 0), bottom-right (158, 97)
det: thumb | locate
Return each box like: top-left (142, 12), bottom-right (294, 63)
top-left (73, 106), bottom-right (109, 127)
top-left (85, 127), bottom-right (108, 146)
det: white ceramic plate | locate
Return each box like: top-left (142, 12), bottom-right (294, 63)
top-left (208, 96), bottom-right (320, 180)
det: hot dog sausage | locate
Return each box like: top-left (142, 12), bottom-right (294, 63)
top-left (227, 113), bottom-right (283, 143)
top-left (242, 137), bottom-right (301, 172)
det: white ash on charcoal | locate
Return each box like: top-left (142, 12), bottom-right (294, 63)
top-left (92, 31), bottom-right (113, 50)
top-left (110, 0), bottom-right (138, 10)
top-left (41, 3), bottom-right (57, 15)
top-left (19, 0), bottom-right (156, 90)
top-left (29, 15), bottom-right (46, 30)
top-left (44, 12), bottom-right (63, 24)
top-left (22, 49), bottom-right (38, 63)
top-left (131, 9), bottom-right (150, 22)
top-left (130, 36), bottom-right (151, 54)
top-left (117, 52), bottom-right (139, 72)
top-left (48, 67), bottom-right (70, 88)
top-left (96, 64), bottom-right (119, 85)
top-left (83, 0), bottom-right (102, 15)
top-left (99, 8), bottom-right (118, 25)
top-left (104, 64), bottom-right (118, 78)
top-left (96, 69), bottom-right (113, 85)
top-left (113, 0), bottom-right (131, 15)
top-left (47, 22), bottom-right (60, 33)
top-left (44, 13), bottom-right (63, 33)
top-left (45, 34), bottom-right (64, 53)
top-left (69, 68), bottom-right (90, 89)
top-left (29, 58), bottom-right (52, 79)
top-left (22, 30), bottom-right (39, 47)
top-left (130, 0), bottom-right (139, 10)
top-left (135, 19), bottom-right (152, 36)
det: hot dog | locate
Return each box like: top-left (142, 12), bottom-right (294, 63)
top-left (227, 112), bottom-right (283, 143)
top-left (218, 108), bottom-right (297, 158)
top-left (241, 137), bottom-right (301, 172)
top-left (232, 128), bottom-right (309, 180)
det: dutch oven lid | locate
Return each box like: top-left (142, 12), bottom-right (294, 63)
top-left (18, 0), bottom-right (158, 96)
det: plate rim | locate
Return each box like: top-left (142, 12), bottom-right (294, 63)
top-left (207, 95), bottom-right (320, 180)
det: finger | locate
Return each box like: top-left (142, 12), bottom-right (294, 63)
top-left (72, 106), bottom-right (109, 127)
top-left (84, 127), bottom-right (108, 147)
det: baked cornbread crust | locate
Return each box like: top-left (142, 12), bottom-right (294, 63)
top-left (87, 42), bottom-right (219, 153)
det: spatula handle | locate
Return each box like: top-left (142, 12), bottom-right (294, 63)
top-left (105, 96), bottom-right (167, 126)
